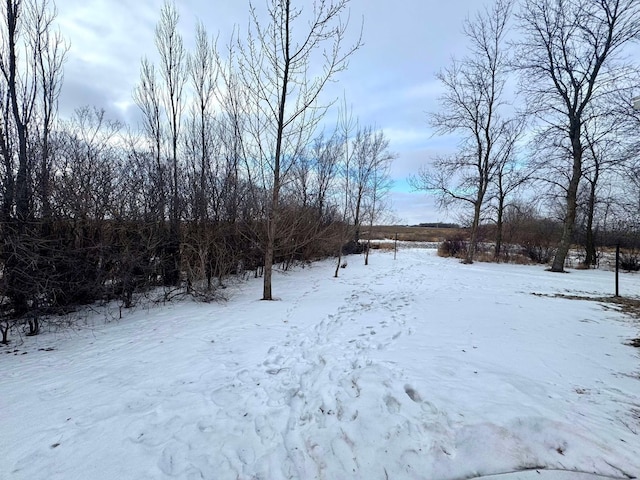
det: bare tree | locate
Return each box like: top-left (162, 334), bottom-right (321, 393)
top-left (185, 22), bottom-right (218, 226)
top-left (291, 131), bottom-right (342, 214)
top-left (47, 106), bottom-right (122, 308)
top-left (311, 131), bottom-right (342, 218)
top-left (238, 0), bottom-right (361, 300)
top-left (156, 0), bottom-right (187, 286)
top-left (578, 112), bottom-right (621, 267)
top-left (0, 0), bottom-right (38, 224)
top-left (182, 22), bottom-right (223, 294)
top-left (515, 0), bottom-right (640, 272)
top-left (52, 106), bottom-right (122, 221)
top-left (334, 97), bottom-right (357, 278)
top-left (134, 0), bottom-right (188, 287)
top-left (32, 0), bottom-right (67, 221)
top-left (0, 0), bottom-right (66, 327)
top-left (348, 125), bottom-right (394, 249)
top-left (214, 38), bottom-right (249, 225)
top-left (133, 59), bottom-right (165, 220)
top-left (577, 81), bottom-right (640, 267)
top-left (362, 134), bottom-right (394, 266)
top-left (487, 117), bottom-right (529, 260)
top-left (412, 0), bottom-right (516, 264)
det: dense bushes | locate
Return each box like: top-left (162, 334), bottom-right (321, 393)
top-left (0, 210), bottom-right (344, 344)
top-left (620, 250), bottom-right (640, 272)
top-left (436, 218), bottom-right (640, 270)
top-left (437, 235), bottom-right (467, 258)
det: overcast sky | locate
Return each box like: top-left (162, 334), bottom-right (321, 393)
top-left (55, 0), bottom-right (492, 225)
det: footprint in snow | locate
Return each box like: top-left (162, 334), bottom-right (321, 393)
top-left (158, 440), bottom-right (190, 476)
top-left (254, 415), bottom-right (277, 443)
top-left (126, 414), bottom-right (183, 448)
top-left (384, 394), bottom-right (401, 414)
top-left (196, 417), bottom-right (216, 433)
top-left (404, 385), bottom-right (422, 403)
top-left (403, 385), bottom-right (440, 414)
top-left (237, 446), bottom-right (255, 465)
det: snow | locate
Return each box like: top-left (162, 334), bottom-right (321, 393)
top-left (2, 247), bottom-right (639, 480)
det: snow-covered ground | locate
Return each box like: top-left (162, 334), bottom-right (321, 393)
top-left (2, 248), bottom-right (639, 480)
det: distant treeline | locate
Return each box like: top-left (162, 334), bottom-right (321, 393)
top-left (414, 223), bottom-right (461, 229)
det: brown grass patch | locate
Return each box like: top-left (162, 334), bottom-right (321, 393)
top-left (532, 293), bottom-right (640, 318)
top-left (472, 252), bottom-right (495, 263)
top-left (506, 254), bottom-right (534, 265)
top-left (365, 225), bottom-right (466, 243)
top-left (368, 242), bottom-right (396, 251)
top-left (533, 292), bottom-right (640, 328)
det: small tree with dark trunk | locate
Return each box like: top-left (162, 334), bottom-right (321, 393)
top-left (238, 0), bottom-right (361, 300)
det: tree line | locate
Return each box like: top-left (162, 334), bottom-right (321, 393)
top-left (412, 0), bottom-right (640, 268)
top-left (0, 0), bottom-right (395, 343)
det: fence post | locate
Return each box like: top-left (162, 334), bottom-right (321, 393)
top-left (394, 232), bottom-right (398, 260)
top-left (615, 243), bottom-right (620, 297)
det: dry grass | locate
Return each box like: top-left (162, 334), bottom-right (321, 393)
top-left (531, 293), bottom-right (640, 318)
top-left (471, 251), bottom-right (533, 265)
top-left (368, 242), bottom-right (396, 251)
top-left (364, 225), bottom-right (466, 243)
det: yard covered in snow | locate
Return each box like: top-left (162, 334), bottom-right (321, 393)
top-left (1, 247), bottom-right (639, 480)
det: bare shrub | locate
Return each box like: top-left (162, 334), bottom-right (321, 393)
top-left (620, 250), bottom-right (640, 272)
top-left (521, 243), bottom-right (556, 264)
top-left (438, 235), bottom-right (467, 258)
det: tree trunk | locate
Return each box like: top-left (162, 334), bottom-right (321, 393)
top-left (4, 1), bottom-right (34, 321)
top-left (364, 239), bottom-right (370, 265)
top-left (164, 220), bottom-right (181, 286)
top-left (334, 249), bottom-right (342, 278)
top-left (263, 216), bottom-right (275, 300)
top-left (0, 135), bottom-right (14, 223)
top-left (5, 1), bottom-right (30, 223)
top-left (353, 194), bottom-right (361, 244)
top-left (1, 322), bottom-right (9, 344)
top-left (551, 133), bottom-right (582, 272)
top-left (261, 0), bottom-right (291, 301)
top-left (583, 180), bottom-right (597, 268)
top-left (494, 196), bottom-right (504, 261)
top-left (465, 198), bottom-right (483, 264)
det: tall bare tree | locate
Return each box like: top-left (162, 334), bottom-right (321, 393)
top-left (238, 0), bottom-right (361, 300)
top-left (186, 22), bottom-right (218, 226)
top-left (488, 116), bottom-right (528, 260)
top-left (334, 97), bottom-right (356, 278)
top-left (32, 0), bottom-right (67, 221)
top-left (0, 0), bottom-right (66, 324)
top-left (361, 131), bottom-right (394, 266)
top-left (310, 131), bottom-right (342, 218)
top-left (133, 59), bottom-right (164, 220)
top-left (183, 22), bottom-right (222, 294)
top-left (516, 0), bottom-right (640, 272)
top-left (0, 0), bottom-right (38, 223)
top-left (348, 125), bottom-right (394, 248)
top-left (156, 0), bottom-right (187, 286)
top-left (214, 39), bottom-right (249, 225)
top-left (412, 0), bottom-right (516, 264)
top-left (134, 0), bottom-right (187, 287)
